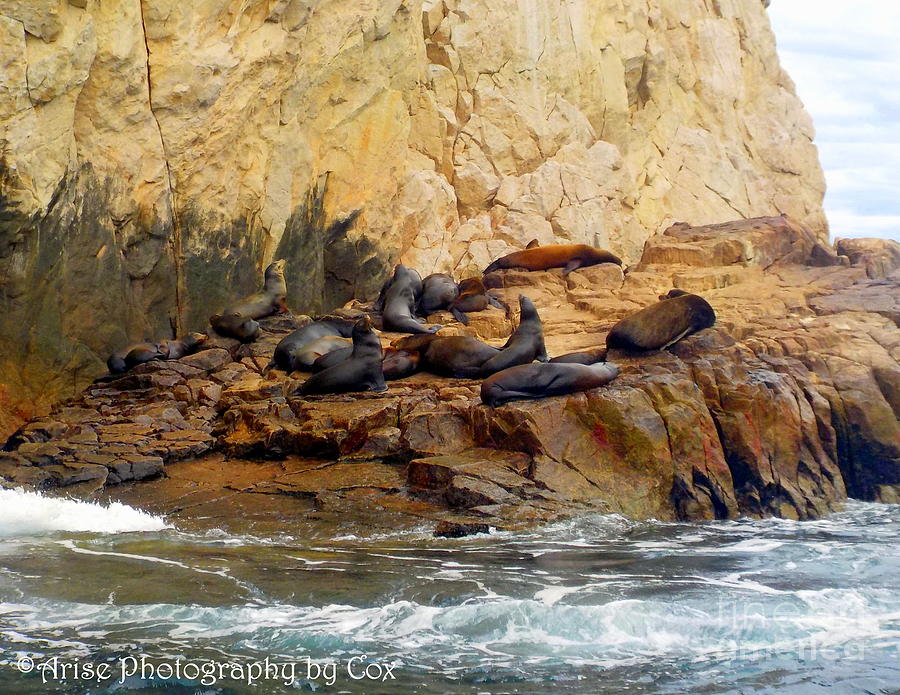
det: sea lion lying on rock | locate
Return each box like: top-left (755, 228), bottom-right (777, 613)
top-left (606, 290), bottom-right (716, 352)
top-left (380, 265), bottom-right (442, 334)
top-left (477, 295), bottom-right (548, 376)
top-left (393, 334), bottom-right (501, 378)
top-left (549, 348), bottom-right (607, 365)
top-left (417, 273), bottom-right (459, 315)
top-left (483, 244), bottom-right (622, 276)
top-left (312, 345), bottom-right (420, 381)
top-left (211, 259), bottom-right (288, 342)
top-left (481, 362), bottom-right (620, 407)
top-left (107, 332), bottom-right (208, 374)
top-left (268, 318), bottom-right (356, 372)
top-left (295, 315), bottom-right (386, 395)
top-left (448, 277), bottom-right (508, 325)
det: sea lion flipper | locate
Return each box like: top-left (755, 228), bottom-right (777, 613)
top-left (562, 259), bottom-right (582, 276)
top-left (451, 307), bottom-right (470, 325)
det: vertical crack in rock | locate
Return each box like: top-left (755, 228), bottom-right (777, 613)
top-left (137, 0), bottom-right (184, 337)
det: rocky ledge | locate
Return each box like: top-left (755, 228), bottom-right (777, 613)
top-left (2, 217), bottom-right (898, 534)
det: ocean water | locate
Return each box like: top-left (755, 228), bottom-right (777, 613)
top-left (0, 489), bottom-right (897, 694)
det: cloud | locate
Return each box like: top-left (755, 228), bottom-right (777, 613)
top-left (768, 0), bottom-right (900, 242)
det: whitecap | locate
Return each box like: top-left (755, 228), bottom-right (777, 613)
top-left (0, 488), bottom-right (170, 538)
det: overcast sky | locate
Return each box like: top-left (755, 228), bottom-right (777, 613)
top-left (767, 1), bottom-right (900, 242)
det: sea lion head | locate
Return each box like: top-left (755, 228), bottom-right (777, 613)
top-left (659, 288), bottom-right (690, 300)
top-left (518, 294), bottom-right (539, 321)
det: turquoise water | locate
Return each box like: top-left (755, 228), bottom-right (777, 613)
top-left (0, 490), bottom-right (898, 694)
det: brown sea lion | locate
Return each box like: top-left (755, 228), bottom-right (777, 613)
top-left (268, 318), bottom-right (356, 372)
top-left (481, 362), bottom-right (620, 407)
top-left (658, 288), bottom-right (690, 300)
top-left (477, 295), bottom-right (548, 376)
top-left (448, 277), bottom-right (508, 326)
top-left (484, 244), bottom-right (622, 276)
top-left (295, 315), bottom-right (386, 395)
top-left (211, 259), bottom-right (288, 341)
top-left (381, 265), bottom-right (441, 334)
top-left (549, 348), bottom-right (607, 365)
top-left (417, 273), bottom-right (459, 315)
top-left (158, 332), bottom-right (208, 360)
top-left (606, 292), bottom-right (716, 352)
top-left (417, 336), bottom-right (501, 378)
top-left (382, 347), bottom-right (421, 380)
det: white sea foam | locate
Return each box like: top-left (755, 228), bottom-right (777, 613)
top-left (0, 488), bottom-right (170, 538)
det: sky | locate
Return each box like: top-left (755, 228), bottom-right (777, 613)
top-left (767, 1), bottom-right (900, 242)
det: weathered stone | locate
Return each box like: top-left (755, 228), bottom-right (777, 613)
top-left (433, 521), bottom-right (493, 538)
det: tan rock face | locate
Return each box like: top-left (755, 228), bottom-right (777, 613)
top-left (1, 0), bottom-right (826, 432)
top-left (3, 218), bottom-right (898, 529)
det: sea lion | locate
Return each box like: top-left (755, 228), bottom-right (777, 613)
top-left (606, 291), bottom-right (716, 352)
top-left (549, 348), bottom-right (607, 365)
top-left (292, 336), bottom-right (352, 371)
top-left (158, 332), bottom-right (208, 360)
top-left (417, 273), bottom-right (459, 315)
top-left (483, 244), bottom-right (622, 276)
top-left (382, 347), bottom-right (421, 380)
top-left (295, 315), bottom-right (386, 395)
top-left (477, 295), bottom-right (548, 376)
top-left (313, 346), bottom-right (420, 380)
top-left (481, 362), bottom-right (620, 407)
top-left (419, 336), bottom-right (500, 378)
top-left (448, 277), bottom-right (508, 326)
top-left (107, 332), bottom-right (208, 374)
top-left (210, 259), bottom-right (288, 341)
top-left (311, 346), bottom-right (352, 373)
top-left (107, 342), bottom-right (166, 373)
top-left (210, 312), bottom-right (261, 342)
top-left (268, 318), bottom-right (356, 372)
top-left (658, 288), bottom-right (690, 300)
top-left (381, 265), bottom-right (441, 334)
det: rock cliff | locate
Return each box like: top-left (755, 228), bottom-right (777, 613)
top-left (1, 0), bottom-right (826, 435)
top-left (3, 218), bottom-right (898, 530)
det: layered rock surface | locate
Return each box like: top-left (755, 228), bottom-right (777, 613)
top-left (1, 0), bottom-right (827, 434)
top-left (3, 218), bottom-right (898, 532)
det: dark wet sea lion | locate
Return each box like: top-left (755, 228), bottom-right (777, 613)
top-left (549, 348), bottom-right (606, 365)
top-left (210, 312), bottom-right (260, 342)
top-left (606, 292), bottom-right (716, 352)
top-left (658, 288), bottom-right (691, 300)
top-left (483, 244), bottom-right (622, 275)
top-left (311, 346), bottom-right (352, 373)
top-left (225, 259), bottom-right (288, 319)
top-left (293, 336), bottom-right (352, 370)
top-left (382, 265), bottom-right (441, 334)
top-left (417, 273), bottom-right (459, 315)
top-left (449, 277), bottom-right (508, 325)
top-left (211, 260), bottom-right (287, 341)
top-left (158, 332), bottom-right (208, 360)
top-left (481, 362), bottom-right (620, 407)
top-left (417, 336), bottom-right (500, 378)
top-left (268, 318), bottom-right (356, 372)
top-left (108, 342), bottom-right (164, 373)
top-left (296, 315), bottom-right (386, 395)
top-left (382, 348), bottom-right (421, 380)
top-left (477, 295), bottom-right (548, 376)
